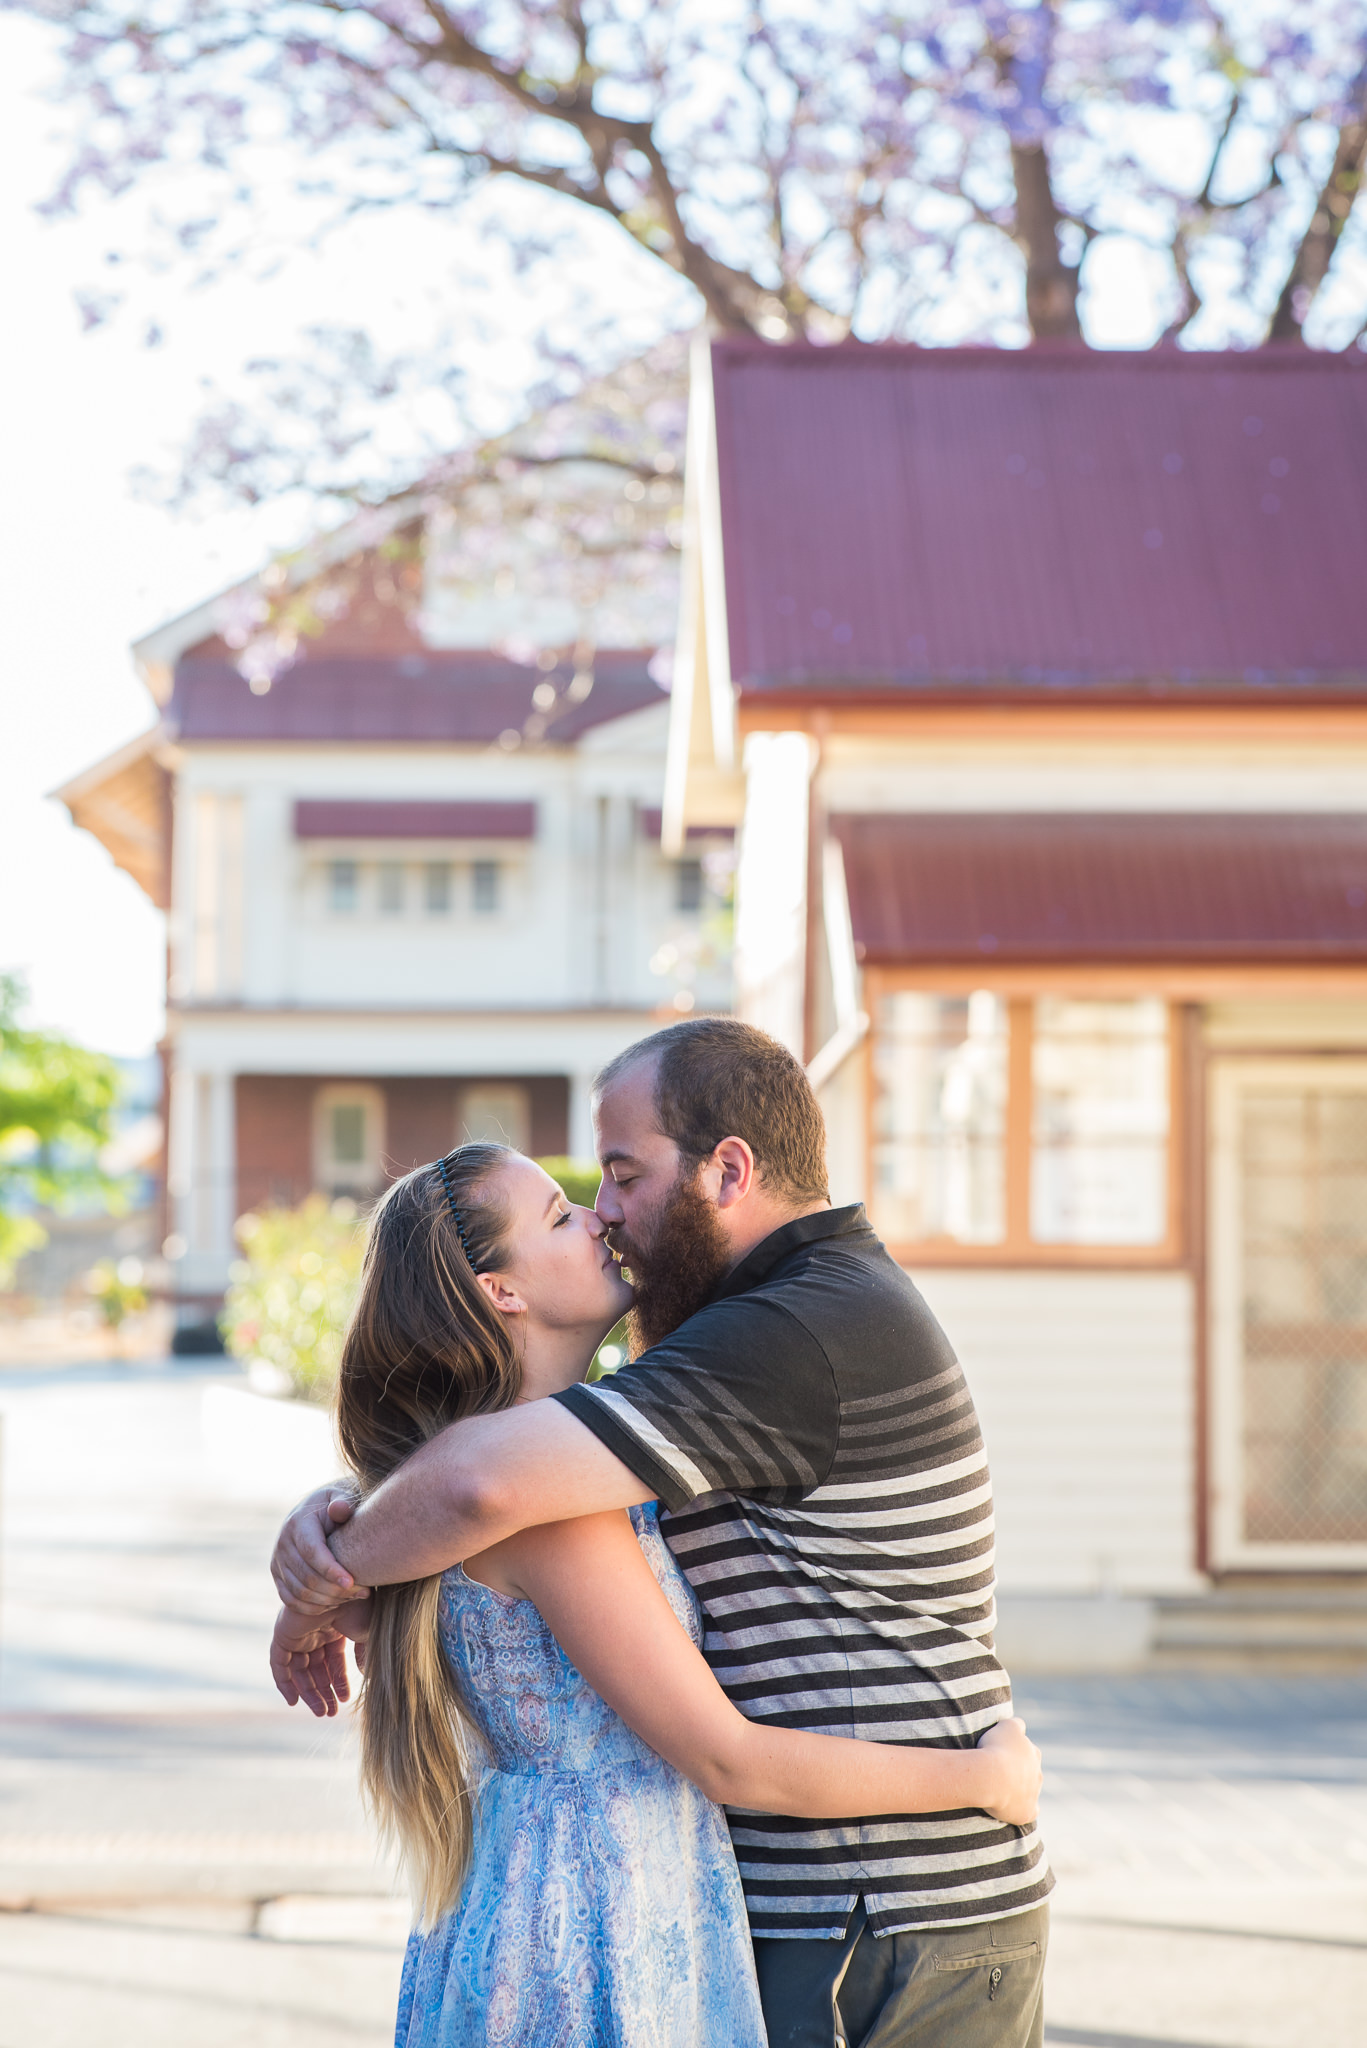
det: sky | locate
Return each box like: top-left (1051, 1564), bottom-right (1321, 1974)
top-left (2, 12), bottom-right (1327, 1062)
top-left (1, 23), bottom-right (285, 1056)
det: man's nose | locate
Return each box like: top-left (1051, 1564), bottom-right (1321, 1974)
top-left (595, 1176), bottom-right (623, 1226)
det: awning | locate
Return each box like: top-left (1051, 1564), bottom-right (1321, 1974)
top-left (831, 814), bottom-right (1367, 962)
top-left (294, 800), bottom-right (536, 840)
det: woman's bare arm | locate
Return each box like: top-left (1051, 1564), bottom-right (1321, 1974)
top-left (479, 1511), bottom-right (1041, 1826)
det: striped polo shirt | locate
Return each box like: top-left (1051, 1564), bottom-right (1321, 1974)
top-left (554, 1203), bottom-right (1052, 1941)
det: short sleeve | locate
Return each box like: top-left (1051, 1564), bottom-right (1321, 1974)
top-left (551, 1295), bottom-right (839, 1510)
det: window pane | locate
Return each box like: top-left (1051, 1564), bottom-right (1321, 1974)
top-left (331, 1103), bottom-right (365, 1165)
top-left (329, 860), bottom-right (358, 913)
top-left (1031, 998), bottom-right (1168, 1245)
top-left (676, 859), bottom-right (704, 912)
top-left (472, 860), bottom-right (500, 913)
top-left (425, 861), bottom-right (452, 913)
top-left (871, 992), bottom-right (1008, 1244)
top-left (377, 862), bottom-right (405, 915)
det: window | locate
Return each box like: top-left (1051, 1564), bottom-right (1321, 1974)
top-left (472, 860), bottom-right (500, 914)
top-left (1031, 998), bottom-right (1169, 1245)
top-left (676, 858), bottom-right (704, 913)
top-left (458, 1084), bottom-right (531, 1152)
top-left (425, 861), bottom-right (452, 914)
top-left (329, 859), bottom-right (358, 913)
top-left (870, 988), bottom-right (1177, 1260)
top-left (377, 862), bottom-right (405, 916)
top-left (872, 993), bottom-right (1008, 1245)
top-left (313, 1085), bottom-right (385, 1194)
top-left (331, 1103), bottom-right (365, 1165)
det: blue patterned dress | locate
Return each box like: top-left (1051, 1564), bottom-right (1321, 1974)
top-left (394, 1503), bottom-right (768, 2048)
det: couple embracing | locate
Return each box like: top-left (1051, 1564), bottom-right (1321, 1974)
top-left (271, 1018), bottom-right (1052, 2048)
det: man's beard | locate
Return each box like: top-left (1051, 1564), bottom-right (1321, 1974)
top-left (609, 1168), bottom-right (733, 1355)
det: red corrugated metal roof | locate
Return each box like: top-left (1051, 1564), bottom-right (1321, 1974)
top-left (712, 342), bottom-right (1367, 699)
top-left (294, 800), bottom-right (536, 840)
top-left (169, 651), bottom-right (662, 742)
top-left (833, 813), bottom-right (1367, 961)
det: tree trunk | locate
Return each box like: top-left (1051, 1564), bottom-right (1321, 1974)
top-left (1267, 67), bottom-right (1367, 344)
top-left (1010, 140), bottom-right (1082, 340)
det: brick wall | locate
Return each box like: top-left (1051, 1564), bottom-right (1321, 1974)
top-left (234, 1074), bottom-right (570, 1217)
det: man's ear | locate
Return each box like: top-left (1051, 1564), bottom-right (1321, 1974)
top-left (712, 1137), bottom-right (756, 1209)
top-left (476, 1272), bottom-right (527, 1317)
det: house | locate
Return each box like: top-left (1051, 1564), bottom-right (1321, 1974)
top-left (58, 353), bottom-right (733, 1347)
top-left (667, 337), bottom-right (1367, 1667)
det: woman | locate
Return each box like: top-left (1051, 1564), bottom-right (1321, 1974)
top-left (273, 1145), bottom-right (1040, 2048)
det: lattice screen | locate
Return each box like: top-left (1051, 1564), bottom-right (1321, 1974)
top-left (1240, 1086), bottom-right (1367, 1545)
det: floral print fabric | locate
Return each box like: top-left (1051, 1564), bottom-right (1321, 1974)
top-left (395, 1504), bottom-right (768, 2048)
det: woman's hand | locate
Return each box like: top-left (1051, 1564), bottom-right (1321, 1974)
top-left (975, 1717), bottom-right (1043, 1827)
top-left (270, 1599), bottom-right (372, 1717)
top-left (271, 1485), bottom-right (369, 1612)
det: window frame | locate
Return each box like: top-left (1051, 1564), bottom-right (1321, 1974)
top-left (864, 968), bottom-right (1186, 1268)
top-left (312, 1083), bottom-right (386, 1195)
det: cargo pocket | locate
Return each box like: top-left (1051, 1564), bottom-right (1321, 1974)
top-left (933, 1941), bottom-right (1040, 2005)
top-left (932, 1942), bottom-right (1040, 1972)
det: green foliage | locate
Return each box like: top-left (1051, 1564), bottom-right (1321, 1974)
top-left (0, 973), bottom-right (125, 1286)
top-left (221, 1195), bottom-right (365, 1403)
top-left (535, 1157), bottom-right (602, 1208)
top-left (85, 1256), bottom-right (149, 1329)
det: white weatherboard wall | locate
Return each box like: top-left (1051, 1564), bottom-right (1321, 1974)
top-left (908, 1268), bottom-right (1202, 1671)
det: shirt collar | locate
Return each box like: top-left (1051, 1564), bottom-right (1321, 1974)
top-left (710, 1203), bottom-right (870, 1304)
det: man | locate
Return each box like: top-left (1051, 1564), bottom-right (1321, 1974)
top-left (274, 1018), bottom-right (1051, 2047)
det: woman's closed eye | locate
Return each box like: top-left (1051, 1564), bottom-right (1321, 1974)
top-left (552, 1206), bottom-right (573, 1228)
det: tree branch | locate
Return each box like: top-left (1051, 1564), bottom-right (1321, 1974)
top-left (1267, 58), bottom-right (1367, 343)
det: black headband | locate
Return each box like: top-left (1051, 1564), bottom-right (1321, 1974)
top-left (436, 1152), bottom-right (480, 1273)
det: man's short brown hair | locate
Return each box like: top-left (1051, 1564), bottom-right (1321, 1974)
top-left (596, 1017), bottom-right (829, 1205)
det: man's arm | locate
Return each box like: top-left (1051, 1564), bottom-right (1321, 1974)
top-left (273, 1401), bottom-right (655, 1609)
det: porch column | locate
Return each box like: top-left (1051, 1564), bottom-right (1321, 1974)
top-left (167, 1065), bottom-right (236, 1303)
top-left (568, 1070), bottom-right (598, 1163)
top-left (733, 732), bottom-right (817, 1056)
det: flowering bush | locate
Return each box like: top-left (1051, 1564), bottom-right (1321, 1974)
top-left (221, 1195), bottom-right (365, 1403)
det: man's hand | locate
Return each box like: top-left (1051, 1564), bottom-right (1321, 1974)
top-left (976, 1716), bottom-right (1043, 1828)
top-left (271, 1599), bottom-right (371, 1716)
top-left (271, 1485), bottom-right (371, 1614)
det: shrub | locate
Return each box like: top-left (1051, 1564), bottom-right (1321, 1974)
top-left (535, 1157), bottom-right (601, 1207)
top-left (85, 1256), bottom-right (149, 1329)
top-left (221, 1195), bottom-right (365, 1403)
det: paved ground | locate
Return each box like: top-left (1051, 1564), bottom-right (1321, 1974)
top-left (0, 1359), bottom-right (1362, 2047)
top-left (1017, 1676), bottom-right (1367, 2048)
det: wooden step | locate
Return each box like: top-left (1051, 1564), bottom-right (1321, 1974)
top-left (1151, 1584), bottom-right (1367, 1670)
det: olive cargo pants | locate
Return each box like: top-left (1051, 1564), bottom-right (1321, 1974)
top-left (753, 1899), bottom-right (1048, 2048)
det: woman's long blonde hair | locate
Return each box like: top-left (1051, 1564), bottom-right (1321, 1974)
top-left (335, 1144), bottom-right (520, 1926)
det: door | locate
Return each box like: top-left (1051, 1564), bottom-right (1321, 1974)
top-left (1209, 1059), bottom-right (1367, 1569)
